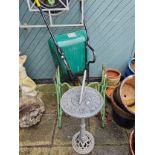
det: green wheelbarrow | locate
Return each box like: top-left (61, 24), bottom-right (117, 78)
top-left (48, 27), bottom-right (96, 85)
top-left (35, 0), bottom-right (96, 85)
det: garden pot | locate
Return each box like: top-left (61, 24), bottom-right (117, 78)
top-left (106, 81), bottom-right (121, 99)
top-left (129, 129), bottom-right (135, 155)
top-left (113, 75), bottom-right (135, 115)
top-left (105, 68), bottom-right (121, 88)
top-left (123, 58), bottom-right (135, 78)
top-left (106, 87), bottom-right (115, 99)
top-left (110, 90), bottom-right (134, 128)
top-left (112, 110), bottom-right (135, 128)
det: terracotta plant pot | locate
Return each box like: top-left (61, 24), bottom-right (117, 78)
top-left (129, 129), bottom-right (135, 155)
top-left (106, 87), bottom-right (115, 99)
top-left (110, 90), bottom-right (134, 128)
top-left (105, 68), bottom-right (121, 88)
top-left (111, 90), bottom-right (134, 120)
top-left (114, 75), bottom-right (135, 115)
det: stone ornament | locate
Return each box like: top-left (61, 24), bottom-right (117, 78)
top-left (19, 54), bottom-right (45, 128)
top-left (19, 55), bottom-right (37, 97)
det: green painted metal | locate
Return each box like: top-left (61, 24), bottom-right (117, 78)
top-left (48, 30), bottom-right (88, 79)
top-left (54, 66), bottom-right (107, 128)
top-left (54, 66), bottom-right (62, 128)
top-left (100, 67), bottom-right (108, 128)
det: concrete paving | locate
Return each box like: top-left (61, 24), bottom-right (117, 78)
top-left (20, 84), bottom-right (132, 155)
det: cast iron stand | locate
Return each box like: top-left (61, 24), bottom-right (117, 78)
top-left (60, 71), bottom-right (104, 154)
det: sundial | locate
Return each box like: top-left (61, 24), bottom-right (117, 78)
top-left (60, 71), bottom-right (104, 154)
top-left (61, 86), bottom-right (103, 118)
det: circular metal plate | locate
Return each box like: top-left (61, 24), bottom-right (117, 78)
top-left (60, 86), bottom-right (104, 118)
top-left (72, 131), bottom-right (95, 154)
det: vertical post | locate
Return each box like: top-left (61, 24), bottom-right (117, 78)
top-left (81, 0), bottom-right (84, 25)
top-left (80, 118), bottom-right (86, 141)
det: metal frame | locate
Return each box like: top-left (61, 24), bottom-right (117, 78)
top-left (19, 0), bottom-right (85, 28)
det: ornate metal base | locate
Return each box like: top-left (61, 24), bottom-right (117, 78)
top-left (72, 131), bottom-right (95, 154)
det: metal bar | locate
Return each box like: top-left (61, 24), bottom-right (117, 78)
top-left (66, 0), bottom-right (69, 7)
top-left (27, 0), bottom-right (31, 11)
top-left (19, 24), bottom-right (84, 28)
top-left (49, 11), bottom-right (53, 26)
top-left (30, 1), bottom-right (36, 9)
top-left (59, 0), bottom-right (67, 8)
top-left (29, 7), bottom-right (69, 12)
top-left (81, 0), bottom-right (84, 24)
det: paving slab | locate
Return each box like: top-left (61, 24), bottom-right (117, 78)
top-left (50, 146), bottom-right (92, 155)
top-left (40, 93), bottom-right (56, 114)
top-left (37, 84), bottom-right (55, 94)
top-left (91, 145), bottom-right (129, 155)
top-left (20, 114), bottom-right (56, 146)
top-left (125, 128), bottom-right (134, 138)
top-left (19, 147), bottom-right (50, 155)
top-left (53, 115), bottom-right (89, 146)
top-left (106, 97), bottom-right (134, 139)
top-left (89, 116), bottom-right (128, 145)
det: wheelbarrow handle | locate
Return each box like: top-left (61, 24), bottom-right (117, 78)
top-left (86, 43), bottom-right (96, 84)
top-left (83, 22), bottom-right (96, 63)
top-left (87, 43), bottom-right (96, 64)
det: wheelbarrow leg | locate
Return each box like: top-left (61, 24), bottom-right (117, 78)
top-left (54, 66), bottom-right (63, 128)
top-left (100, 67), bottom-right (107, 128)
top-left (101, 105), bottom-right (105, 128)
top-left (58, 106), bottom-right (63, 128)
top-left (54, 81), bottom-right (62, 128)
top-left (100, 84), bottom-right (107, 128)
top-left (57, 84), bottom-right (63, 129)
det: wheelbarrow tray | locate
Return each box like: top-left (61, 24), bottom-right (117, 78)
top-left (48, 30), bottom-right (89, 80)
